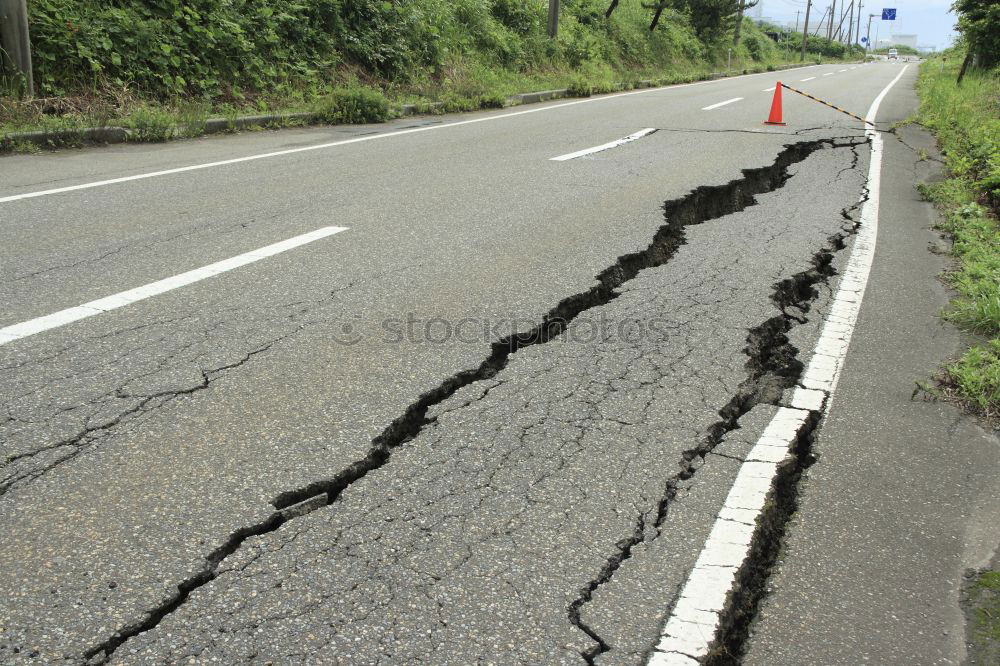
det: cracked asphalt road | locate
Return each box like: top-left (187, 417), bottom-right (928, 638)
top-left (3, 62), bottom-right (976, 664)
top-left (106, 143), bottom-right (866, 665)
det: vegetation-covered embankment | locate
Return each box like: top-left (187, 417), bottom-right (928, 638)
top-left (1, 0), bottom-right (858, 143)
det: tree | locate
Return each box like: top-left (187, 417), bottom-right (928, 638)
top-left (605, 0), bottom-right (756, 34)
top-left (678, 0), bottom-right (757, 39)
top-left (732, 0), bottom-right (763, 45)
top-left (641, 1), bottom-right (670, 30)
top-left (605, 0), bottom-right (667, 29)
top-left (952, 0), bottom-right (1000, 74)
top-left (0, 0), bottom-right (34, 96)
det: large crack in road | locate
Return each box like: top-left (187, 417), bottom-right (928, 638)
top-left (576, 146), bottom-right (868, 664)
top-left (69, 136), bottom-right (867, 665)
top-left (699, 146), bottom-right (870, 665)
top-left (270, 137), bottom-right (858, 513)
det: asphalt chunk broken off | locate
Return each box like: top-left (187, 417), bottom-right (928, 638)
top-left (44, 142), bottom-right (872, 665)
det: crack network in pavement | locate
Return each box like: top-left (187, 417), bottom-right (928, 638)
top-left (702, 146), bottom-right (870, 666)
top-left (82, 136), bottom-right (865, 664)
top-left (651, 126), bottom-right (835, 137)
top-left (571, 139), bottom-right (868, 665)
top-left (0, 341), bottom-right (283, 497)
top-left (1, 265), bottom-right (419, 497)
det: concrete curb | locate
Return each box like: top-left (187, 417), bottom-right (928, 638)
top-left (1, 61), bottom-right (838, 151)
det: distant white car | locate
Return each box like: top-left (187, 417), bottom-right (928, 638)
top-left (888, 48), bottom-right (898, 60)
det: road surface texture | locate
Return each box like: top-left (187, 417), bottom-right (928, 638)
top-left (1, 62), bottom-right (996, 664)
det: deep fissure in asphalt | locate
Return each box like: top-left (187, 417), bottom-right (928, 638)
top-left (702, 147), bottom-right (870, 665)
top-left (703, 418), bottom-right (820, 666)
top-left (83, 137), bottom-right (865, 664)
top-left (572, 141), bottom-right (868, 665)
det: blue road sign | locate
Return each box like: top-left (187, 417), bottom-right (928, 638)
top-left (882, 8), bottom-right (896, 20)
top-left (861, 36), bottom-right (868, 43)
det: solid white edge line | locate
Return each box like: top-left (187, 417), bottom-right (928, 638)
top-left (550, 127), bottom-right (657, 161)
top-left (701, 97), bottom-right (744, 111)
top-left (0, 66), bottom-right (825, 205)
top-left (0, 226), bottom-right (349, 346)
top-left (647, 64), bottom-right (910, 666)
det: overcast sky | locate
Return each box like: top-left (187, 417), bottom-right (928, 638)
top-left (757, 0), bottom-right (958, 50)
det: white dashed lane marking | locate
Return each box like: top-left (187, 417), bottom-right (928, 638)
top-left (550, 128), bottom-right (657, 161)
top-left (701, 97), bottom-right (744, 111)
top-left (0, 226), bottom-right (349, 346)
top-left (0, 66), bottom-right (822, 205)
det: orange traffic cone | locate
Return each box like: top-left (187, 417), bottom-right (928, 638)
top-left (764, 83), bottom-right (786, 125)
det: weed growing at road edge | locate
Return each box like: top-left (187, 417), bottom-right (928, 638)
top-left (963, 570), bottom-right (1000, 665)
top-left (916, 53), bottom-right (1000, 419)
top-left (2, 3), bottom-right (864, 148)
top-left (124, 105), bottom-right (175, 142)
top-left (314, 88), bottom-right (393, 125)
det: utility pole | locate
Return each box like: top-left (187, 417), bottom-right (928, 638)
top-left (835, 0), bottom-right (852, 41)
top-left (836, 0), bottom-right (849, 40)
top-left (547, 0), bottom-right (559, 38)
top-left (0, 0), bottom-right (34, 97)
top-left (855, 0), bottom-right (863, 47)
top-left (800, 0), bottom-right (812, 61)
top-left (845, 2), bottom-right (854, 46)
top-left (828, 0), bottom-right (837, 40)
top-left (733, 0), bottom-right (745, 46)
top-left (865, 13), bottom-right (876, 53)
top-left (813, 7), bottom-right (829, 37)
top-left (846, 0), bottom-right (855, 47)
top-left (790, 10), bottom-right (800, 59)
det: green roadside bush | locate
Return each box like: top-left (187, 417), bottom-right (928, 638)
top-left (123, 104), bottom-right (175, 141)
top-left (1, 1), bottom-right (863, 143)
top-left (20, 0), bottom-right (811, 104)
top-left (314, 87), bottom-right (393, 124)
top-left (27, 0), bottom-right (345, 97)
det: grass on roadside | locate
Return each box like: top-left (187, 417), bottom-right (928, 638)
top-left (0, 54), bottom-right (829, 154)
top-left (965, 570), bottom-right (1000, 664)
top-left (3, 0), bottom-right (863, 152)
top-left (1, 6), bottom-right (843, 153)
top-left (916, 54), bottom-right (1000, 418)
top-left (974, 572), bottom-right (1000, 638)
